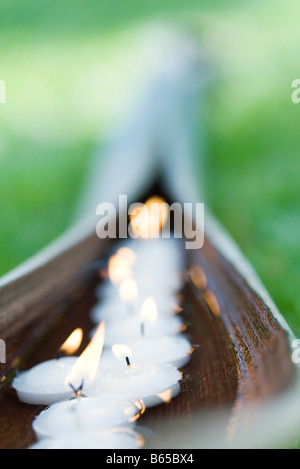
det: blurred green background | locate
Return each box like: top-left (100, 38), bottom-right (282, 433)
top-left (0, 0), bottom-right (300, 335)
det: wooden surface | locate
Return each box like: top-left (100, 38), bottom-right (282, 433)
top-left (0, 231), bottom-right (295, 449)
top-left (0, 230), bottom-right (107, 341)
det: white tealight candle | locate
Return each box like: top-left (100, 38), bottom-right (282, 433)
top-left (98, 274), bottom-right (180, 302)
top-left (90, 295), bottom-right (181, 324)
top-left (13, 322), bottom-right (106, 406)
top-left (29, 428), bottom-right (144, 449)
top-left (99, 314), bottom-right (183, 347)
top-left (12, 357), bottom-right (78, 406)
top-left (33, 394), bottom-right (139, 441)
top-left (93, 345), bottom-right (182, 406)
top-left (100, 297), bottom-right (183, 347)
top-left (101, 335), bottom-right (193, 369)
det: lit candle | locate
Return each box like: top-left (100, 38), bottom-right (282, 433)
top-left (13, 322), bottom-right (105, 405)
top-left (90, 294), bottom-right (181, 324)
top-left (98, 271), bottom-right (181, 302)
top-left (107, 252), bottom-right (134, 285)
top-left (12, 357), bottom-right (78, 406)
top-left (101, 334), bottom-right (193, 369)
top-left (118, 278), bottom-right (139, 314)
top-left (100, 298), bottom-right (184, 346)
top-left (93, 345), bottom-right (182, 406)
top-left (97, 237), bottom-right (183, 303)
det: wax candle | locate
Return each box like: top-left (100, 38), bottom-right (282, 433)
top-left (98, 297), bottom-right (184, 346)
top-left (30, 428), bottom-right (144, 449)
top-left (100, 335), bottom-right (193, 369)
top-left (12, 357), bottom-right (78, 405)
top-left (90, 295), bottom-right (181, 324)
top-left (96, 314), bottom-right (183, 347)
top-left (97, 275), bottom-right (181, 303)
top-left (93, 345), bottom-right (182, 406)
top-left (98, 239), bottom-right (183, 298)
top-left (33, 394), bottom-right (139, 440)
top-left (13, 322), bottom-right (105, 406)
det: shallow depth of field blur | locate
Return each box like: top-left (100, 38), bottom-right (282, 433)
top-left (0, 0), bottom-right (300, 334)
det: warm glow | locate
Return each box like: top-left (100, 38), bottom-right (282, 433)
top-left (112, 344), bottom-right (133, 361)
top-left (129, 196), bottom-right (168, 238)
top-left (204, 290), bottom-right (221, 317)
top-left (157, 388), bottom-right (173, 404)
top-left (119, 278), bottom-right (138, 302)
top-left (108, 254), bottom-right (132, 285)
top-left (117, 247), bottom-right (136, 265)
top-left (133, 399), bottom-right (146, 415)
top-left (65, 322), bottom-right (105, 389)
top-left (172, 302), bottom-right (184, 314)
top-left (128, 413), bottom-right (141, 423)
top-left (59, 328), bottom-right (83, 356)
top-left (189, 265), bottom-right (207, 290)
top-left (140, 298), bottom-right (158, 323)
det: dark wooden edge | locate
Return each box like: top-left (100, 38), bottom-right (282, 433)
top-left (0, 231), bottom-right (108, 340)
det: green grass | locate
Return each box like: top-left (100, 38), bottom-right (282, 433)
top-left (201, 2), bottom-right (300, 333)
top-left (0, 0), bottom-right (300, 339)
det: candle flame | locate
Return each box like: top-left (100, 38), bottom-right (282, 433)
top-left (119, 278), bottom-right (138, 302)
top-left (65, 322), bottom-right (105, 390)
top-left (59, 328), bottom-right (83, 356)
top-left (108, 254), bottom-right (132, 285)
top-left (140, 298), bottom-right (158, 324)
top-left (112, 344), bottom-right (133, 361)
top-left (129, 196), bottom-right (168, 238)
top-left (117, 247), bottom-right (136, 265)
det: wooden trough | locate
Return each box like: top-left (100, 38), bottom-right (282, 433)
top-left (0, 33), bottom-right (297, 449)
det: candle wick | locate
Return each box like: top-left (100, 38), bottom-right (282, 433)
top-left (125, 356), bottom-right (131, 367)
top-left (55, 351), bottom-right (64, 360)
top-left (141, 323), bottom-right (145, 337)
top-left (68, 380), bottom-right (86, 400)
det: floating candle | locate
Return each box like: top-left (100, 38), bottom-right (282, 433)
top-left (129, 196), bottom-right (169, 239)
top-left (107, 253), bottom-right (133, 285)
top-left (98, 314), bottom-right (183, 347)
top-left (90, 294), bottom-right (180, 324)
top-left (100, 335), bottom-right (193, 369)
top-left (98, 269), bottom-right (182, 301)
top-left (93, 345), bottom-right (182, 405)
top-left (99, 298), bottom-right (183, 346)
top-left (12, 357), bottom-right (78, 405)
top-left (13, 322), bottom-right (105, 405)
top-left (33, 394), bottom-right (139, 440)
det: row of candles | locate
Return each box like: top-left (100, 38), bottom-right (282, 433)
top-left (12, 197), bottom-right (194, 449)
